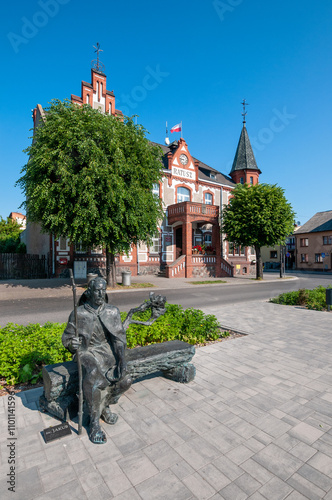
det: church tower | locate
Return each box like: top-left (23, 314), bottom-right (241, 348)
top-left (230, 100), bottom-right (261, 185)
top-left (71, 43), bottom-right (123, 118)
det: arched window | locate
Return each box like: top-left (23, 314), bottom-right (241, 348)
top-left (177, 187), bottom-right (190, 203)
top-left (205, 193), bottom-right (213, 205)
top-left (152, 183), bottom-right (159, 197)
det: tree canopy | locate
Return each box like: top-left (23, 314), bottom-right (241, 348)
top-left (17, 99), bottom-right (164, 284)
top-left (0, 217), bottom-right (25, 253)
top-left (221, 183), bottom-right (295, 279)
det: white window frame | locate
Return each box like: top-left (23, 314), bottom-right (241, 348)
top-left (58, 237), bottom-right (69, 251)
top-left (149, 233), bottom-right (160, 254)
top-left (177, 187), bottom-right (190, 203)
top-left (204, 193), bottom-right (213, 205)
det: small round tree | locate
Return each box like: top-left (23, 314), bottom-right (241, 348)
top-left (17, 99), bottom-right (163, 286)
top-left (221, 183), bottom-right (295, 279)
top-left (0, 217), bottom-right (26, 253)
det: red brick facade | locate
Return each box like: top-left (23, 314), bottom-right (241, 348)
top-left (30, 66), bottom-right (260, 279)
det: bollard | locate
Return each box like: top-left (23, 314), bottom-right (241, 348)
top-left (87, 273), bottom-right (98, 286)
top-left (326, 288), bottom-right (332, 312)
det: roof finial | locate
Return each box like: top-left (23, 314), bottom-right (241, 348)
top-left (241, 99), bottom-right (249, 125)
top-left (92, 42), bottom-right (105, 73)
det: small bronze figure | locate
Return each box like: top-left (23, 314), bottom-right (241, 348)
top-left (63, 276), bottom-right (166, 444)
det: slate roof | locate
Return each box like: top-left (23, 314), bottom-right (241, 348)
top-left (230, 125), bottom-right (261, 174)
top-left (296, 211), bottom-right (332, 234)
top-left (151, 141), bottom-right (235, 188)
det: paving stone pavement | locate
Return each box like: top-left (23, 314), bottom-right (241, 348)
top-left (1, 299), bottom-right (332, 499)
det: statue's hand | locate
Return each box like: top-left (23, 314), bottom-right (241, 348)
top-left (119, 359), bottom-right (128, 378)
top-left (149, 293), bottom-right (167, 319)
top-left (70, 336), bottom-right (82, 351)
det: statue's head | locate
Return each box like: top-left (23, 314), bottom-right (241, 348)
top-left (86, 277), bottom-right (107, 308)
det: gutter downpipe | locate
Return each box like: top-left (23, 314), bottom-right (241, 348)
top-left (52, 234), bottom-right (55, 276)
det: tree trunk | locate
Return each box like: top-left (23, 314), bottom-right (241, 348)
top-left (255, 245), bottom-right (263, 280)
top-left (106, 248), bottom-right (117, 288)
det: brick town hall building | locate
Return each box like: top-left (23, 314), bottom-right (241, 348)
top-left (26, 63), bottom-right (261, 279)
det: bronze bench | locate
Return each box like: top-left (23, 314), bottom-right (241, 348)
top-left (39, 340), bottom-right (196, 421)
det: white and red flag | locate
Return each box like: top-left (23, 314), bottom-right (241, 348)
top-left (170, 123), bottom-right (182, 133)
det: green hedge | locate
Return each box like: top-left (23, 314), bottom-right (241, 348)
top-left (270, 285), bottom-right (331, 311)
top-left (123, 303), bottom-right (222, 348)
top-left (0, 322), bottom-right (71, 386)
top-left (0, 304), bottom-right (224, 386)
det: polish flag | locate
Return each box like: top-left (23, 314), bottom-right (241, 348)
top-left (170, 123), bottom-right (182, 133)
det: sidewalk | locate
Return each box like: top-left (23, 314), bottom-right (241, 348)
top-left (1, 299), bottom-right (332, 499)
top-left (0, 272), bottom-right (296, 301)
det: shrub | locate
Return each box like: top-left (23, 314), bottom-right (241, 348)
top-left (0, 322), bottom-right (71, 386)
top-left (270, 285), bottom-right (331, 311)
top-left (122, 303), bottom-right (222, 348)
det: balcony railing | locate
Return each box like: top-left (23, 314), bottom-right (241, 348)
top-left (168, 202), bottom-right (219, 221)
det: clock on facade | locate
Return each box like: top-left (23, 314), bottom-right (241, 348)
top-left (179, 154), bottom-right (188, 165)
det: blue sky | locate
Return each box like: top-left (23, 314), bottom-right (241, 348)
top-left (1, 0), bottom-right (331, 225)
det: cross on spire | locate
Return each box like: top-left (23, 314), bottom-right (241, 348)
top-left (241, 99), bottom-right (249, 124)
top-left (91, 43), bottom-right (105, 73)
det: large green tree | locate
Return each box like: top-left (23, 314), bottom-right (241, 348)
top-left (221, 183), bottom-right (295, 279)
top-left (17, 99), bottom-right (163, 286)
top-left (0, 217), bottom-right (26, 253)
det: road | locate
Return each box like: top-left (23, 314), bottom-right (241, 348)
top-left (1, 273), bottom-right (331, 326)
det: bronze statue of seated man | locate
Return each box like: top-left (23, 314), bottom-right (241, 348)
top-left (63, 276), bottom-right (166, 444)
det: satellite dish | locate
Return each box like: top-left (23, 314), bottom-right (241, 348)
top-left (165, 137), bottom-right (170, 145)
top-left (297, 221), bottom-right (301, 226)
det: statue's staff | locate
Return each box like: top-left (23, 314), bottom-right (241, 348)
top-left (69, 269), bottom-right (83, 435)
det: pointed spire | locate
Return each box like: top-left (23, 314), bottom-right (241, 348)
top-left (230, 125), bottom-right (259, 174)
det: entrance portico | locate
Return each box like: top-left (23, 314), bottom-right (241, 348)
top-left (166, 201), bottom-right (227, 278)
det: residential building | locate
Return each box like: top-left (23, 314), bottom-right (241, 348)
top-left (9, 212), bottom-right (26, 230)
top-left (261, 225), bottom-right (301, 271)
top-left (295, 211), bottom-right (332, 271)
top-left (27, 62), bottom-right (261, 279)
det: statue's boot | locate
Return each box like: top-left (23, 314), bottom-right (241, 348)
top-left (87, 389), bottom-right (107, 444)
top-left (101, 407), bottom-right (118, 425)
top-left (89, 418), bottom-right (107, 444)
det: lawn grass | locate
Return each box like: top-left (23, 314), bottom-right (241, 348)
top-left (188, 280), bottom-right (227, 285)
top-left (112, 282), bottom-right (154, 289)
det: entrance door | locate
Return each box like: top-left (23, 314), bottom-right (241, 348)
top-left (175, 227), bottom-right (182, 259)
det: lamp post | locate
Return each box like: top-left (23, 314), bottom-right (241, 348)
top-left (279, 245), bottom-right (286, 278)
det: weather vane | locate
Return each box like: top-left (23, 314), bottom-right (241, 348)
top-left (241, 99), bottom-right (249, 124)
top-left (91, 43), bottom-right (105, 73)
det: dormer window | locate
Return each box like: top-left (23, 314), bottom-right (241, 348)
top-left (210, 173), bottom-right (216, 180)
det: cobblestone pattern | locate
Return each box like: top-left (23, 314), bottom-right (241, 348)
top-left (1, 300), bottom-right (332, 499)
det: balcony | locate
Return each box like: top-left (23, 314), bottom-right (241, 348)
top-left (167, 202), bottom-right (219, 225)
